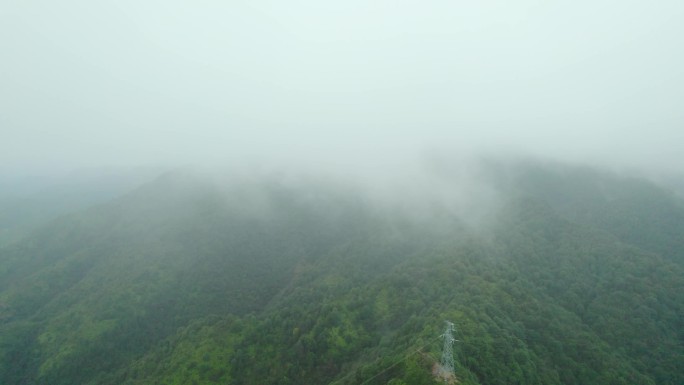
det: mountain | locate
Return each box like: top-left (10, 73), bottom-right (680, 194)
top-left (0, 161), bottom-right (682, 385)
top-left (0, 168), bottom-right (160, 247)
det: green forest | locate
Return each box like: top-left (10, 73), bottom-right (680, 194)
top-left (1, 161), bottom-right (683, 385)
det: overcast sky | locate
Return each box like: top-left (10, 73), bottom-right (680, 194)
top-left (2, 0), bottom-right (683, 175)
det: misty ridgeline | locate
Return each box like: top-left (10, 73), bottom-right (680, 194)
top-left (1, 158), bottom-right (683, 385)
top-left (2, 0), bottom-right (684, 383)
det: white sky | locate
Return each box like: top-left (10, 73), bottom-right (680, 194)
top-left (1, 0), bottom-right (683, 175)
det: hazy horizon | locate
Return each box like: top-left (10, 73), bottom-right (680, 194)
top-left (2, 1), bottom-right (683, 176)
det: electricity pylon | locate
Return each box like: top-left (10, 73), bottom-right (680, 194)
top-left (438, 321), bottom-right (456, 383)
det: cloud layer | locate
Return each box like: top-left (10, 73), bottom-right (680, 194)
top-left (2, 0), bottom-right (683, 174)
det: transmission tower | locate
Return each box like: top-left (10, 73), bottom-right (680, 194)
top-left (438, 321), bottom-right (456, 383)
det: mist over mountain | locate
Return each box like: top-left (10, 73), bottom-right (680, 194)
top-left (0, 158), bottom-right (682, 385)
top-left (0, 168), bottom-right (163, 247)
top-left (2, 1), bottom-right (684, 384)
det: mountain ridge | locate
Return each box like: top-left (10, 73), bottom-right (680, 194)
top-left (1, 161), bottom-right (682, 384)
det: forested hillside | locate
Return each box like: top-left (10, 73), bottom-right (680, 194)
top-left (0, 169), bottom-right (158, 247)
top-left (1, 162), bottom-right (682, 385)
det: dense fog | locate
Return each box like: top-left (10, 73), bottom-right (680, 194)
top-left (2, 1), bottom-right (684, 176)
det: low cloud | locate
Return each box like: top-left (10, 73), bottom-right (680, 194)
top-left (2, 1), bottom-right (683, 176)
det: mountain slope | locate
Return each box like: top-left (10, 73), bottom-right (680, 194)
top-left (0, 169), bottom-right (158, 247)
top-left (1, 163), bottom-right (682, 385)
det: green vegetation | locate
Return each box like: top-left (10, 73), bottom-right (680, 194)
top-left (1, 163), bottom-right (683, 384)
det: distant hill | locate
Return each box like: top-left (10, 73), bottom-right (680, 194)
top-left (0, 168), bottom-right (160, 247)
top-left (1, 161), bottom-right (682, 385)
